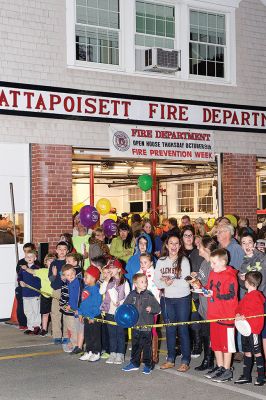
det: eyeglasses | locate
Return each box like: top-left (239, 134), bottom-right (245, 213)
top-left (183, 234), bottom-right (193, 238)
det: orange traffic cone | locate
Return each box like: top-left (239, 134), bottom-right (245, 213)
top-left (5, 297), bottom-right (18, 325)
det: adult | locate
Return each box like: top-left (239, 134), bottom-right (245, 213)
top-left (161, 217), bottom-right (180, 242)
top-left (110, 222), bottom-right (134, 264)
top-left (154, 234), bottom-right (191, 372)
top-left (131, 214), bottom-right (142, 236)
top-left (194, 217), bottom-right (207, 237)
top-left (180, 215), bottom-right (191, 229)
top-left (193, 236), bottom-right (218, 371)
top-left (216, 224), bottom-right (245, 271)
top-left (0, 219), bottom-right (14, 244)
top-left (181, 226), bottom-right (204, 358)
top-left (142, 218), bottom-right (162, 258)
top-left (72, 223), bottom-right (90, 269)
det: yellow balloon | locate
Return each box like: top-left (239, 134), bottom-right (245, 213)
top-left (107, 214), bottom-right (117, 222)
top-left (96, 198), bottom-right (111, 216)
top-left (207, 218), bottom-right (216, 229)
top-left (225, 214), bottom-right (238, 228)
top-left (72, 202), bottom-right (85, 214)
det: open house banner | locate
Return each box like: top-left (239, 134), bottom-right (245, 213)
top-left (109, 125), bottom-right (214, 162)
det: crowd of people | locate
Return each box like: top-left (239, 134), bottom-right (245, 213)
top-left (15, 213), bottom-right (266, 385)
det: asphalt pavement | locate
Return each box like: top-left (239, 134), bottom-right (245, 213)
top-left (0, 323), bottom-right (265, 400)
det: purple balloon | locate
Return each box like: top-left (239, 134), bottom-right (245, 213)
top-left (103, 219), bottom-right (117, 237)
top-left (79, 205), bottom-right (99, 228)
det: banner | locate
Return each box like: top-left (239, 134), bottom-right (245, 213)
top-left (109, 125), bottom-right (214, 161)
top-left (0, 82), bottom-right (265, 132)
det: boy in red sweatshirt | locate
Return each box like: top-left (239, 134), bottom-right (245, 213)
top-left (234, 271), bottom-right (265, 386)
top-left (204, 249), bottom-right (238, 383)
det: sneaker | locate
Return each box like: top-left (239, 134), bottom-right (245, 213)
top-left (254, 379), bottom-right (265, 386)
top-left (142, 365), bottom-right (152, 375)
top-left (122, 362), bottom-right (139, 372)
top-left (114, 353), bottom-right (124, 364)
top-left (101, 352), bottom-right (110, 359)
top-left (106, 352), bottom-right (117, 364)
top-left (234, 375), bottom-right (252, 384)
top-left (204, 366), bottom-right (222, 379)
top-left (53, 338), bottom-right (62, 345)
top-left (71, 347), bottom-right (83, 355)
top-left (39, 329), bottom-right (48, 337)
top-left (19, 326), bottom-right (28, 330)
top-left (61, 338), bottom-right (69, 344)
top-left (33, 327), bottom-right (41, 335)
top-left (212, 368), bottom-right (233, 383)
top-left (79, 351), bottom-right (92, 361)
top-left (89, 353), bottom-right (100, 362)
top-left (191, 349), bottom-right (201, 359)
top-left (24, 329), bottom-right (34, 335)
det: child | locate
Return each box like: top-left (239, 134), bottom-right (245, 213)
top-left (204, 248), bottom-right (238, 383)
top-left (22, 252), bottom-right (55, 336)
top-left (122, 273), bottom-right (161, 374)
top-left (100, 259), bottom-right (130, 364)
top-left (59, 264), bottom-right (81, 352)
top-left (78, 266), bottom-right (102, 362)
top-left (48, 241), bottom-right (69, 344)
top-left (234, 271), bottom-right (265, 386)
top-left (16, 242), bottom-right (41, 330)
top-left (125, 233), bottom-right (152, 287)
top-left (91, 255), bottom-right (108, 272)
top-left (99, 266), bottom-right (112, 359)
top-left (137, 252), bottom-right (161, 364)
top-left (66, 253), bottom-right (83, 279)
top-left (18, 250), bottom-right (41, 335)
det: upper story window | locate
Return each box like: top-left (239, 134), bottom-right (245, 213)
top-left (189, 10), bottom-right (226, 78)
top-left (75, 0), bottom-right (120, 65)
top-left (135, 1), bottom-right (175, 49)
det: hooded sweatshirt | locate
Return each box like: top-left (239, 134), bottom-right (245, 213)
top-left (239, 249), bottom-right (266, 296)
top-left (235, 290), bottom-right (265, 334)
top-left (207, 266), bottom-right (238, 323)
top-left (125, 233), bottom-right (153, 286)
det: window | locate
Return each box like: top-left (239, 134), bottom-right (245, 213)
top-left (0, 213), bottom-right (25, 245)
top-left (189, 10), bottom-right (226, 78)
top-left (128, 187), bottom-right (151, 212)
top-left (197, 181), bottom-right (213, 212)
top-left (177, 180), bottom-right (214, 213)
top-left (177, 183), bottom-right (194, 212)
top-left (258, 177), bottom-right (266, 209)
top-left (75, 0), bottom-right (120, 65)
top-left (135, 1), bottom-right (175, 49)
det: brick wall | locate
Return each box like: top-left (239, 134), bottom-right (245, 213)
top-left (31, 144), bottom-right (73, 250)
top-left (223, 153), bottom-right (257, 229)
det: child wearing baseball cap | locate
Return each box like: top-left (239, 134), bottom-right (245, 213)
top-left (78, 266), bottom-right (102, 362)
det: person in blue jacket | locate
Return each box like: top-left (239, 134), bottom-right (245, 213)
top-left (18, 250), bottom-right (41, 335)
top-left (78, 266), bottom-right (102, 362)
top-left (125, 233), bottom-right (153, 287)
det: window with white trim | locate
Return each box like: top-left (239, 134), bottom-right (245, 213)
top-left (135, 1), bottom-right (175, 49)
top-left (75, 0), bottom-right (120, 65)
top-left (177, 180), bottom-right (213, 213)
top-left (189, 10), bottom-right (226, 78)
top-left (128, 187), bottom-right (151, 213)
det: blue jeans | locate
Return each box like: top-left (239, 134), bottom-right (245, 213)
top-left (105, 313), bottom-right (125, 354)
top-left (161, 295), bottom-right (191, 365)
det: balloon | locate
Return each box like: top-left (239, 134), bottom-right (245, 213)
top-left (107, 213), bottom-right (117, 222)
top-left (225, 214), bottom-right (237, 228)
top-left (102, 219), bottom-right (117, 237)
top-left (114, 304), bottom-right (139, 328)
top-left (138, 174), bottom-right (153, 192)
top-left (96, 198), bottom-right (111, 216)
top-left (207, 218), bottom-right (216, 229)
top-left (72, 202), bottom-right (85, 214)
top-left (79, 205), bottom-right (99, 228)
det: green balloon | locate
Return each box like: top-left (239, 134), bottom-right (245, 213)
top-left (138, 174), bottom-right (153, 192)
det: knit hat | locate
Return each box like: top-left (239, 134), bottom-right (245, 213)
top-left (85, 266), bottom-right (100, 281)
